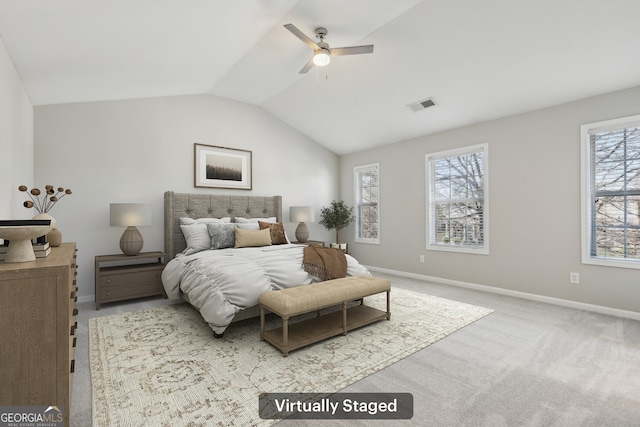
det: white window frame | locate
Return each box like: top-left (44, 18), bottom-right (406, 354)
top-left (581, 114), bottom-right (640, 269)
top-left (354, 163), bottom-right (380, 244)
top-left (426, 143), bottom-right (489, 255)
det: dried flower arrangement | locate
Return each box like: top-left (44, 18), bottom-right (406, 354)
top-left (19, 185), bottom-right (72, 214)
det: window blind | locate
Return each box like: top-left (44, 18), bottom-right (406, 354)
top-left (354, 163), bottom-right (380, 244)
top-left (426, 144), bottom-right (488, 254)
top-left (588, 123), bottom-right (640, 261)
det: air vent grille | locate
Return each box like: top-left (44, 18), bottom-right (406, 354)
top-left (408, 97), bottom-right (438, 112)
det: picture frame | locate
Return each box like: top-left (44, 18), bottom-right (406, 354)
top-left (194, 143), bottom-right (252, 190)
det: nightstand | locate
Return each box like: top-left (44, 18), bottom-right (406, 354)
top-left (292, 240), bottom-right (325, 246)
top-left (95, 251), bottom-right (166, 309)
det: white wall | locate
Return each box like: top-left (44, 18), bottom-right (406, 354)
top-left (0, 37), bottom-right (33, 222)
top-left (340, 85), bottom-right (640, 314)
top-left (34, 94), bottom-right (338, 301)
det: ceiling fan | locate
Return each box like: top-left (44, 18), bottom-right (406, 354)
top-left (284, 23), bottom-right (374, 74)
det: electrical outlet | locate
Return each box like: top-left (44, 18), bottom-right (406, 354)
top-left (419, 255), bottom-right (425, 263)
top-left (570, 272), bottom-right (580, 284)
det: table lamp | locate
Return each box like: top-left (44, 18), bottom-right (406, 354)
top-left (110, 203), bottom-right (151, 256)
top-left (290, 206), bottom-right (314, 243)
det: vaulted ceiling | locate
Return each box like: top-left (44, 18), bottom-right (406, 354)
top-left (2, 0), bottom-right (640, 154)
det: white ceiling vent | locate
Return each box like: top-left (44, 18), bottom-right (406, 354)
top-left (408, 97), bottom-right (438, 112)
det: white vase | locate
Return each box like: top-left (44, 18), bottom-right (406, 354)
top-left (48, 228), bottom-right (62, 247)
top-left (33, 212), bottom-right (57, 228)
top-left (33, 212), bottom-right (56, 244)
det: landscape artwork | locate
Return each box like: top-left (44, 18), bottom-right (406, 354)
top-left (194, 143), bottom-right (252, 189)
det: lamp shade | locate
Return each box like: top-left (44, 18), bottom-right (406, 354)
top-left (290, 206), bottom-right (315, 223)
top-left (110, 203), bottom-right (152, 227)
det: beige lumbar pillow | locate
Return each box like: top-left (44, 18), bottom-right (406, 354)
top-left (234, 227), bottom-right (273, 248)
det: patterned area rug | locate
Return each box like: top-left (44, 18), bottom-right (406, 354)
top-left (89, 287), bottom-right (493, 426)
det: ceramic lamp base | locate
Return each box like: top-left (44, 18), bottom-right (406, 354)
top-left (120, 226), bottom-right (144, 256)
top-left (295, 222), bottom-right (309, 243)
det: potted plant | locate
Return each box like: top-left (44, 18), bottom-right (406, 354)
top-left (319, 200), bottom-right (355, 251)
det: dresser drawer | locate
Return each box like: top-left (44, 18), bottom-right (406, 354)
top-left (0, 243), bottom-right (77, 427)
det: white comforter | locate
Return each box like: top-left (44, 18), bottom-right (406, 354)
top-left (161, 244), bottom-right (370, 335)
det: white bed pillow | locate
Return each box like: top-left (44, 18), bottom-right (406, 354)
top-left (233, 217), bottom-right (276, 232)
top-left (179, 217), bottom-right (232, 254)
top-left (180, 217), bottom-right (232, 225)
top-left (235, 223), bottom-right (259, 231)
top-left (233, 217), bottom-right (276, 224)
top-left (180, 223), bottom-right (211, 255)
top-left (206, 223), bottom-right (236, 249)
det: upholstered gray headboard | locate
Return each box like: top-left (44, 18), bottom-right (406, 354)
top-left (164, 191), bottom-right (283, 259)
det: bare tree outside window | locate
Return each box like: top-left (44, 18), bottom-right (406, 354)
top-left (355, 163), bottom-right (380, 244)
top-left (426, 144), bottom-right (488, 254)
top-left (590, 126), bottom-right (640, 259)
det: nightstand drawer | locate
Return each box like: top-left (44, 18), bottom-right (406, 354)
top-left (95, 251), bottom-right (166, 310)
top-left (99, 268), bottom-right (162, 287)
top-left (99, 281), bottom-right (162, 301)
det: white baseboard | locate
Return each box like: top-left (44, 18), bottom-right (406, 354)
top-left (367, 266), bottom-right (640, 322)
top-left (78, 295), bottom-right (95, 304)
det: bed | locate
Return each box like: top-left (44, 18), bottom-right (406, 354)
top-left (161, 191), bottom-right (370, 336)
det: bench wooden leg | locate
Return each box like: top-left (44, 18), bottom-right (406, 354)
top-left (282, 316), bottom-right (289, 357)
top-left (342, 302), bottom-right (347, 335)
top-left (386, 290), bottom-right (391, 320)
top-left (260, 305), bottom-right (265, 340)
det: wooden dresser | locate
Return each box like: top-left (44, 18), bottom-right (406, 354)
top-left (0, 243), bottom-right (78, 425)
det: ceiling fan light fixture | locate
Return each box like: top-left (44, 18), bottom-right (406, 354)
top-left (313, 49), bottom-right (331, 66)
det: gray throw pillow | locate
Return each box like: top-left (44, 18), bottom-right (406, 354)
top-left (206, 223), bottom-right (236, 249)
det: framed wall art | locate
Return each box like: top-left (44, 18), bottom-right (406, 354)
top-left (194, 143), bottom-right (252, 190)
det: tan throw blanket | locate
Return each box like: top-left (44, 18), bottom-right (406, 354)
top-left (302, 245), bottom-right (347, 280)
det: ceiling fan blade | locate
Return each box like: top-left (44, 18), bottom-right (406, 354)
top-left (299, 57), bottom-right (315, 74)
top-left (331, 45), bottom-right (374, 56)
top-left (284, 23), bottom-right (320, 50)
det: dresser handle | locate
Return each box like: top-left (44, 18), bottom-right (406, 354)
top-left (70, 359), bottom-right (75, 374)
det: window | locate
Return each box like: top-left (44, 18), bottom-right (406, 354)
top-left (581, 114), bottom-right (640, 269)
top-left (354, 163), bottom-right (380, 244)
top-left (426, 144), bottom-right (489, 254)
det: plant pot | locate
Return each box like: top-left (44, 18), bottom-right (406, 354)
top-left (330, 243), bottom-right (348, 253)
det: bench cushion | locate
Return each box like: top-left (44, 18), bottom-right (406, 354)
top-left (260, 275), bottom-right (390, 317)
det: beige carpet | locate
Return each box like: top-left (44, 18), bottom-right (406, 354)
top-left (89, 287), bottom-right (493, 426)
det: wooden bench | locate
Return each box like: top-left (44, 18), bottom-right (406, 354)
top-left (259, 275), bottom-right (391, 356)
